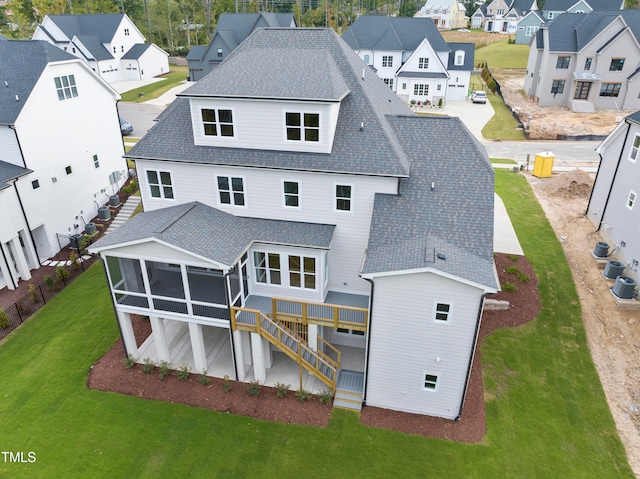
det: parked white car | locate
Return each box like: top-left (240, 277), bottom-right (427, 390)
top-left (471, 91), bottom-right (487, 104)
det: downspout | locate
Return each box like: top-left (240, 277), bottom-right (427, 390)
top-left (10, 125), bottom-right (42, 264)
top-left (456, 292), bottom-right (488, 421)
top-left (224, 268), bottom-right (240, 382)
top-left (590, 119), bottom-right (631, 231)
top-left (0, 243), bottom-right (17, 290)
top-left (361, 276), bottom-right (375, 406)
top-left (99, 255), bottom-right (130, 359)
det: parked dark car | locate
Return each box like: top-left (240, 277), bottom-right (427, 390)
top-left (119, 117), bottom-right (133, 136)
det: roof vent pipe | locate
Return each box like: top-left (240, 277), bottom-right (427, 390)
top-left (4, 81), bottom-right (8, 87)
top-left (15, 95), bottom-right (19, 101)
top-left (362, 68), bottom-right (365, 80)
top-left (360, 122), bottom-right (364, 131)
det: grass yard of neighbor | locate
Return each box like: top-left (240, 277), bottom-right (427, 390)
top-left (119, 66), bottom-right (188, 103)
top-left (0, 170), bottom-right (632, 478)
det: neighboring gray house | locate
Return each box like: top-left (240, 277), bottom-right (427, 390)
top-left (89, 28), bottom-right (498, 420)
top-left (514, 10), bottom-right (544, 44)
top-left (524, 11), bottom-right (640, 111)
top-left (481, 0), bottom-right (538, 34)
top-left (542, 0), bottom-right (624, 21)
top-left (342, 16), bottom-right (474, 102)
top-left (186, 13), bottom-right (296, 81)
top-left (587, 110), bottom-right (640, 283)
top-left (471, 4), bottom-right (487, 29)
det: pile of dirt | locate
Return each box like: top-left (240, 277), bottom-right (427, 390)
top-left (537, 169), bottom-right (594, 199)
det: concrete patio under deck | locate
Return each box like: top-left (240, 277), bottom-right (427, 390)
top-left (136, 319), bottom-right (235, 378)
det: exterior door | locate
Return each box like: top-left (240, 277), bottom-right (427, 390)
top-left (574, 81), bottom-right (591, 100)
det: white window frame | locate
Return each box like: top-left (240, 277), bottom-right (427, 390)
top-left (216, 175), bottom-right (246, 207)
top-left (146, 169), bottom-right (174, 200)
top-left (363, 53), bottom-right (370, 64)
top-left (422, 371), bottom-right (440, 392)
top-left (282, 179), bottom-right (300, 208)
top-left (383, 78), bottom-right (394, 89)
top-left (253, 251), bottom-right (282, 286)
top-left (432, 301), bottom-right (453, 323)
top-left (288, 254), bottom-right (317, 290)
top-left (201, 107), bottom-right (235, 138)
top-left (382, 55), bottom-right (393, 68)
top-left (629, 134), bottom-right (640, 163)
top-left (414, 84), bottom-right (429, 96)
top-left (54, 74), bottom-right (78, 101)
top-left (418, 57), bottom-right (429, 69)
top-left (627, 191), bottom-right (636, 210)
top-left (334, 183), bottom-right (353, 213)
top-left (525, 26), bottom-right (538, 37)
top-left (284, 111), bottom-right (321, 143)
top-left (93, 154), bottom-right (100, 169)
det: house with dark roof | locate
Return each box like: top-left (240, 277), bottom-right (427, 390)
top-left (471, 4), bottom-right (487, 29)
top-left (514, 10), bottom-right (545, 44)
top-left (32, 14), bottom-right (169, 84)
top-left (341, 16), bottom-right (474, 103)
top-left (542, 0), bottom-right (624, 21)
top-left (186, 13), bottom-right (296, 82)
top-left (0, 40), bottom-right (127, 291)
top-left (414, 0), bottom-right (468, 30)
top-left (586, 110), bottom-right (640, 284)
top-left (88, 28), bottom-right (498, 420)
top-left (481, 0), bottom-right (538, 34)
top-left (524, 11), bottom-right (640, 111)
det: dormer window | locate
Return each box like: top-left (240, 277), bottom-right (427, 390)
top-left (124, 28), bottom-right (130, 36)
top-left (217, 48), bottom-right (223, 57)
top-left (285, 112), bottom-right (319, 142)
top-left (455, 51), bottom-right (464, 66)
top-left (201, 108), bottom-right (235, 137)
top-left (418, 57), bottom-right (429, 69)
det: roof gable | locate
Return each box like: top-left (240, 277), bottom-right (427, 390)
top-left (0, 40), bottom-right (78, 125)
top-left (0, 160), bottom-right (31, 190)
top-left (43, 14), bottom-right (132, 43)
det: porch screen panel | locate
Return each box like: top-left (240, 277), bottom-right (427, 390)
top-left (106, 256), bottom-right (144, 293)
top-left (146, 261), bottom-right (185, 298)
top-left (187, 266), bottom-right (226, 304)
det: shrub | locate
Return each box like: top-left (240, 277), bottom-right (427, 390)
top-left (69, 250), bottom-right (81, 270)
top-left (28, 284), bottom-right (39, 304)
top-left (0, 308), bottom-right (10, 329)
top-left (44, 274), bottom-right (57, 291)
top-left (123, 354), bottom-right (136, 369)
top-left (318, 389), bottom-right (334, 405)
top-left (55, 265), bottom-right (69, 283)
top-left (246, 380), bottom-right (261, 397)
top-left (175, 364), bottom-right (191, 381)
top-left (158, 361), bottom-right (171, 379)
top-left (518, 272), bottom-right (531, 283)
top-left (122, 179), bottom-right (138, 196)
top-left (142, 358), bottom-right (155, 374)
top-left (295, 388), bottom-right (311, 402)
top-left (410, 99), bottom-right (416, 105)
top-left (198, 371), bottom-right (211, 386)
top-left (79, 236), bottom-right (92, 252)
top-left (223, 374), bottom-right (232, 392)
top-left (275, 382), bottom-right (290, 398)
top-left (506, 254), bottom-right (519, 262)
top-left (505, 265), bottom-right (520, 274)
top-left (502, 282), bottom-right (518, 292)
top-left (438, 98), bottom-right (443, 107)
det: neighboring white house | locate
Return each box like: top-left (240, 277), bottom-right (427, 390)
top-left (0, 40), bottom-right (127, 290)
top-left (524, 11), bottom-right (640, 112)
top-left (32, 14), bottom-right (169, 84)
top-left (341, 16), bottom-right (474, 104)
top-left (89, 28), bottom-right (498, 420)
top-left (414, 0), bottom-right (469, 30)
top-left (586, 110), bottom-right (640, 283)
top-left (482, 0), bottom-right (538, 34)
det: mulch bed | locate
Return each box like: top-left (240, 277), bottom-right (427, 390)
top-left (87, 253), bottom-right (540, 440)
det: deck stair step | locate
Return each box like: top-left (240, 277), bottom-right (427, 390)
top-left (333, 390), bottom-right (363, 411)
top-left (104, 196), bottom-right (141, 235)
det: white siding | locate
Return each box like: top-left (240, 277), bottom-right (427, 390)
top-left (0, 127), bottom-right (23, 167)
top-left (366, 272), bottom-right (484, 419)
top-left (0, 187), bottom-right (30, 244)
top-left (13, 60), bottom-right (126, 259)
top-left (189, 98), bottom-right (336, 154)
top-left (136, 159), bottom-right (398, 295)
top-left (138, 46), bottom-right (169, 80)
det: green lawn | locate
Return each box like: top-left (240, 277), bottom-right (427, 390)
top-left (0, 171), bottom-right (633, 478)
top-left (475, 40), bottom-right (530, 69)
top-left (119, 66), bottom-right (188, 102)
top-left (482, 87), bottom-right (526, 141)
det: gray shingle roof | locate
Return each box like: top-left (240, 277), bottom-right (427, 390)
top-left (362, 115), bottom-right (498, 289)
top-left (74, 34), bottom-right (112, 60)
top-left (91, 201), bottom-right (335, 267)
top-left (122, 43), bottom-right (153, 59)
top-left (0, 34), bottom-right (8, 41)
top-left (0, 160), bottom-right (32, 190)
top-left (128, 28), bottom-right (412, 177)
top-left (42, 14), bottom-right (129, 43)
top-left (627, 110), bottom-right (640, 124)
top-left (543, 0), bottom-right (622, 10)
top-left (0, 40), bottom-right (77, 125)
top-left (446, 42), bottom-right (475, 71)
top-left (341, 15), bottom-right (450, 53)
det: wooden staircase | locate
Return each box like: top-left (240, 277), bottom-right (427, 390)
top-left (231, 307), bottom-right (338, 389)
top-left (334, 369), bottom-right (365, 411)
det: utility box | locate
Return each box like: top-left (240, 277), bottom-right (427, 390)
top-left (533, 151), bottom-right (554, 178)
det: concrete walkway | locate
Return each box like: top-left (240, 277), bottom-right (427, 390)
top-left (104, 196), bottom-right (141, 235)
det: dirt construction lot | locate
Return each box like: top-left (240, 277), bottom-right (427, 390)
top-left (529, 169), bottom-right (640, 476)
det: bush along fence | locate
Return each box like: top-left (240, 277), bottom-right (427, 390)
top-left (0, 256), bottom-right (97, 341)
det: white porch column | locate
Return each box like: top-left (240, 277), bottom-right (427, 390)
top-left (262, 337), bottom-right (272, 369)
top-left (10, 237), bottom-right (31, 281)
top-left (188, 322), bottom-right (208, 374)
top-left (0, 249), bottom-right (16, 290)
top-left (250, 332), bottom-right (266, 383)
top-left (308, 324), bottom-right (318, 352)
top-left (232, 329), bottom-right (247, 381)
top-left (0, 243), bottom-right (17, 290)
top-left (117, 311), bottom-right (138, 358)
top-left (150, 316), bottom-right (171, 363)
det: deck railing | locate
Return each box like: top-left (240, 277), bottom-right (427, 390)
top-left (317, 336), bottom-right (341, 369)
top-left (231, 307), bottom-right (337, 389)
top-left (272, 298), bottom-right (368, 332)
